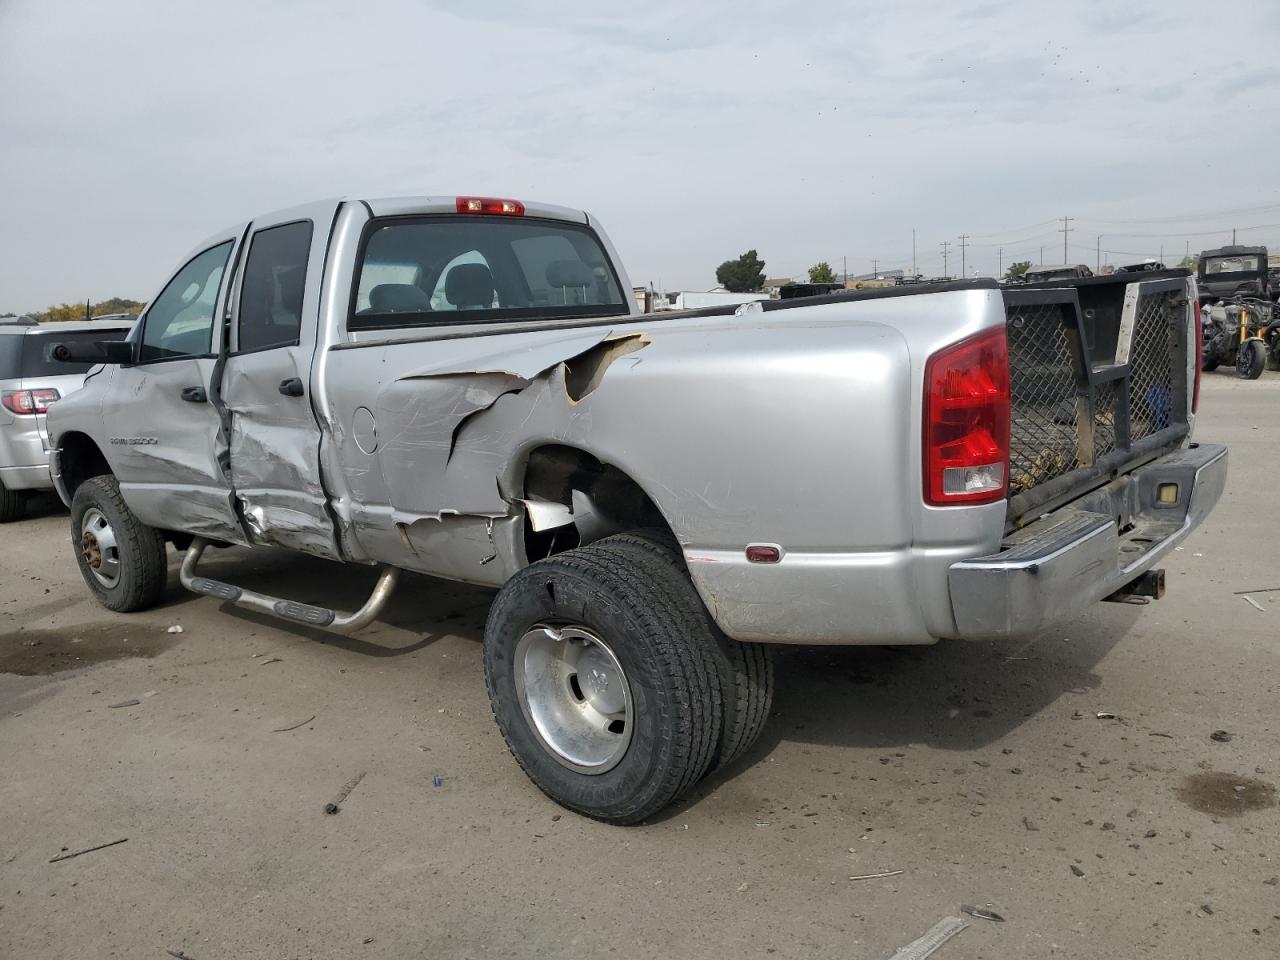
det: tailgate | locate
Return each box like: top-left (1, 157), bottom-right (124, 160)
top-left (1002, 274), bottom-right (1195, 527)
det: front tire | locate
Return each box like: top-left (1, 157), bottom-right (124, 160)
top-left (484, 535), bottom-right (722, 824)
top-left (0, 477), bottom-right (24, 523)
top-left (70, 475), bottom-right (168, 612)
top-left (1236, 340), bottom-right (1266, 380)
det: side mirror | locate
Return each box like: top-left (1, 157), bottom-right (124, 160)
top-left (52, 339), bottom-right (136, 365)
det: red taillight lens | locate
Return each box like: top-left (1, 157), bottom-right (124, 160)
top-left (31, 388), bottom-right (60, 413)
top-left (1, 388), bottom-right (60, 415)
top-left (1192, 303), bottom-right (1203, 414)
top-left (455, 196), bottom-right (525, 216)
top-left (923, 326), bottom-right (1010, 506)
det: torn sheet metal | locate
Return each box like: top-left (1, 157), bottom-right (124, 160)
top-left (374, 331), bottom-right (651, 522)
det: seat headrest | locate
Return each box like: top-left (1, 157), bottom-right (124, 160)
top-left (369, 283), bottom-right (429, 313)
top-left (444, 263), bottom-right (495, 308)
top-left (546, 259), bottom-right (594, 289)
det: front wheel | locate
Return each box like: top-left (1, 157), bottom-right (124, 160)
top-left (1236, 340), bottom-right (1266, 380)
top-left (70, 475), bottom-right (168, 612)
top-left (483, 535), bottom-right (723, 824)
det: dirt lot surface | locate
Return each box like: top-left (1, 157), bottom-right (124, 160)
top-left (1, 373), bottom-right (1277, 959)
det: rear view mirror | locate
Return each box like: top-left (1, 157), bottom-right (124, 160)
top-left (52, 339), bottom-right (136, 365)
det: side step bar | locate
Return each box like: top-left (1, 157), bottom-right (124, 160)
top-left (179, 538), bottom-right (400, 634)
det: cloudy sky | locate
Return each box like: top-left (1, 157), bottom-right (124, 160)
top-left (2, 0), bottom-right (1278, 311)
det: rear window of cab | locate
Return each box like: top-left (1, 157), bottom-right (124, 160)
top-left (349, 215), bottom-right (628, 330)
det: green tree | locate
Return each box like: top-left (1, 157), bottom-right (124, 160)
top-left (715, 250), bottom-right (766, 293)
top-left (1004, 260), bottom-right (1031, 281)
top-left (28, 297), bottom-right (145, 323)
top-left (808, 261), bottom-right (836, 283)
top-left (1178, 255), bottom-right (1198, 271)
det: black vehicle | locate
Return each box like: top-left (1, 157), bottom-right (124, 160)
top-left (1268, 265), bottom-right (1280, 303)
top-left (1117, 260), bottom-right (1166, 273)
top-left (1200, 295), bottom-right (1277, 379)
top-left (777, 281), bottom-right (845, 299)
top-left (1197, 245), bottom-right (1271, 302)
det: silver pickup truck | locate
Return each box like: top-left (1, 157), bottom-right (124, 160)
top-left (47, 195), bottom-right (1226, 823)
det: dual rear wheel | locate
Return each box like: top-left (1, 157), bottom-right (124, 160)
top-left (484, 531), bottom-right (773, 824)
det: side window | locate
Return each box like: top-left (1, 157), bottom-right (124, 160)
top-left (139, 241), bottom-right (233, 363)
top-left (237, 220), bottom-right (313, 353)
top-left (430, 250), bottom-right (495, 311)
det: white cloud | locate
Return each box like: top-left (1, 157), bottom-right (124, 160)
top-left (1, 0), bottom-right (1277, 308)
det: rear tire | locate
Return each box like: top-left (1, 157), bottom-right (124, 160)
top-left (70, 475), bottom-right (168, 612)
top-left (597, 530), bottom-right (775, 772)
top-left (1236, 340), bottom-right (1266, 380)
top-left (0, 477), bottom-right (24, 523)
top-left (484, 535), bottom-right (723, 824)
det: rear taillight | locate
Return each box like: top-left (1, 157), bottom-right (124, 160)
top-left (923, 326), bottom-right (1010, 506)
top-left (455, 196), bottom-right (525, 216)
top-left (1192, 305), bottom-right (1203, 414)
top-left (1, 388), bottom-right (60, 415)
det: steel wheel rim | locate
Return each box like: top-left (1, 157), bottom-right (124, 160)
top-left (514, 624), bottom-right (634, 775)
top-left (80, 507), bottom-right (121, 588)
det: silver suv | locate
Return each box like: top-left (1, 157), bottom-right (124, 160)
top-left (0, 319), bottom-right (134, 521)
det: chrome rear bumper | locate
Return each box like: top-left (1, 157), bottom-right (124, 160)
top-left (949, 443), bottom-right (1227, 640)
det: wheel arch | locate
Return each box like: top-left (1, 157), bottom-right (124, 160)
top-left (57, 431), bottom-right (113, 501)
top-left (512, 443), bottom-right (680, 564)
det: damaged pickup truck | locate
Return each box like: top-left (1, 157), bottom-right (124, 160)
top-left (47, 196), bottom-right (1226, 823)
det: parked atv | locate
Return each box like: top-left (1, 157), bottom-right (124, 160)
top-left (1200, 296), bottom-right (1278, 379)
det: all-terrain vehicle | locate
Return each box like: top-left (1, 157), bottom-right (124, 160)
top-left (1200, 295), bottom-right (1278, 379)
top-left (1198, 245), bottom-right (1271, 302)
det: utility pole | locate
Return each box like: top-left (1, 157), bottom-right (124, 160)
top-left (1039, 245), bottom-right (1044, 265)
top-left (843, 255), bottom-right (847, 283)
top-left (957, 234), bottom-right (969, 277)
top-left (1059, 216), bottom-right (1073, 264)
top-left (1232, 227), bottom-right (1237, 244)
top-left (940, 240), bottom-right (951, 278)
top-left (872, 259), bottom-right (879, 279)
top-left (998, 247), bottom-right (1003, 277)
top-left (912, 228), bottom-right (917, 278)
top-left (1159, 244), bottom-right (1164, 264)
top-left (1096, 236), bottom-right (1101, 273)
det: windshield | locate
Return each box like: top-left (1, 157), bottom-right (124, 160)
top-left (351, 216), bottom-right (628, 330)
top-left (1202, 255), bottom-right (1262, 275)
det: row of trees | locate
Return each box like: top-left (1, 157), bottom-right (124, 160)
top-left (713, 251), bottom-right (846, 292)
top-left (1, 297), bottom-right (145, 323)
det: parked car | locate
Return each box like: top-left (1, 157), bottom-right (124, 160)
top-left (48, 195), bottom-right (1224, 823)
top-left (1116, 260), bottom-right (1166, 273)
top-left (0, 319), bottom-right (134, 521)
top-left (1197, 245), bottom-right (1271, 302)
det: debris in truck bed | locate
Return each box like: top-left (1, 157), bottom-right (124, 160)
top-left (49, 838), bottom-right (128, 863)
top-left (1210, 730), bottom-right (1233, 743)
top-left (887, 916), bottom-right (968, 959)
top-left (323, 771), bottom-right (366, 814)
top-left (1234, 586), bottom-right (1280, 595)
top-left (107, 699), bottom-right (141, 709)
top-left (166, 950), bottom-right (194, 959)
top-left (1242, 596), bottom-right (1265, 612)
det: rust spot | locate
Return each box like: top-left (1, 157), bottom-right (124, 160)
top-left (1177, 771), bottom-right (1277, 817)
top-left (0, 623), bottom-right (179, 676)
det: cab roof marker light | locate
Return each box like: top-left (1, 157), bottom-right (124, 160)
top-left (456, 197), bottom-right (525, 216)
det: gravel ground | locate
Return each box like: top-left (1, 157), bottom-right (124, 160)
top-left (1, 372), bottom-right (1277, 959)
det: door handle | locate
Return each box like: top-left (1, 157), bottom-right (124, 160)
top-left (180, 386), bottom-right (207, 403)
top-left (278, 377), bottom-right (304, 398)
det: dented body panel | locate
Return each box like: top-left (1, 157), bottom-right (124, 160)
top-left (48, 196), bottom-right (1222, 646)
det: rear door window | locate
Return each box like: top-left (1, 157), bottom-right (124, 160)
top-left (237, 220), bottom-right (313, 353)
top-left (350, 216), bottom-right (627, 330)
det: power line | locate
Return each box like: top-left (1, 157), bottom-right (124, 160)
top-left (1059, 217), bottom-right (1073, 263)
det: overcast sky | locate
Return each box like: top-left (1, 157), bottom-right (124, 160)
top-left (2, 0), bottom-right (1279, 311)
